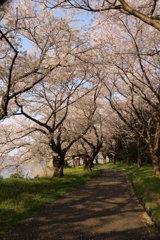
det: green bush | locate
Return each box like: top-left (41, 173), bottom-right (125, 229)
top-left (10, 171), bottom-right (24, 179)
top-left (64, 160), bottom-right (70, 168)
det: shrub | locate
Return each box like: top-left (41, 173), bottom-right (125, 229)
top-left (64, 160), bottom-right (70, 168)
top-left (10, 171), bottom-right (24, 179)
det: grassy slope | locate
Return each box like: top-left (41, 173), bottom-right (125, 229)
top-left (102, 162), bottom-right (160, 224)
top-left (0, 166), bottom-right (100, 239)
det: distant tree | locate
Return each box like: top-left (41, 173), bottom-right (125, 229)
top-left (81, 124), bottom-right (103, 171)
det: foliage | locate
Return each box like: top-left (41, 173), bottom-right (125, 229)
top-left (139, 139), bottom-right (151, 164)
top-left (46, 0), bottom-right (160, 31)
top-left (0, 166), bottom-right (100, 239)
top-left (64, 160), bottom-right (70, 168)
top-left (113, 137), bottom-right (155, 165)
top-left (10, 171), bottom-right (24, 179)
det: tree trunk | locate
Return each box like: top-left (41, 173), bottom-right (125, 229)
top-left (102, 151), bottom-right (107, 163)
top-left (83, 161), bottom-right (90, 171)
top-left (83, 155), bottom-right (90, 171)
top-left (94, 155), bottom-right (98, 164)
top-left (72, 156), bottom-right (75, 168)
top-left (124, 148), bottom-right (130, 166)
top-left (109, 152), bottom-right (115, 164)
top-left (75, 157), bottom-right (80, 166)
top-left (152, 154), bottom-right (160, 176)
top-left (126, 156), bottom-right (130, 166)
top-left (146, 123), bottom-right (160, 176)
top-left (112, 154), bottom-right (116, 165)
top-left (136, 137), bottom-right (143, 168)
top-left (138, 156), bottom-right (143, 168)
top-left (53, 155), bottom-right (64, 177)
top-left (89, 158), bottom-right (94, 169)
top-left (148, 149), bottom-right (160, 175)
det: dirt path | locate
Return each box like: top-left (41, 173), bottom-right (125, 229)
top-left (3, 169), bottom-right (160, 240)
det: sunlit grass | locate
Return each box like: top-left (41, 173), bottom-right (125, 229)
top-left (0, 166), bottom-right (100, 239)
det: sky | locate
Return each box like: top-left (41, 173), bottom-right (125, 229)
top-left (1, 0), bottom-right (92, 50)
top-left (22, 8), bottom-right (92, 50)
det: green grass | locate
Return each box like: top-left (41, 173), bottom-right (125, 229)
top-left (102, 162), bottom-right (160, 225)
top-left (0, 166), bottom-right (100, 239)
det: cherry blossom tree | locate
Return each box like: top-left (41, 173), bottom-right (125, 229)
top-left (80, 123), bottom-right (103, 171)
top-left (0, 0), bottom-right (102, 176)
top-left (1, 0), bottom-right (93, 121)
top-left (68, 97), bottom-right (115, 170)
top-left (96, 17), bottom-right (160, 175)
top-left (1, 0), bottom-right (160, 179)
top-left (34, 0), bottom-right (160, 175)
top-left (41, 0), bottom-right (160, 31)
top-left (68, 107), bottom-right (104, 171)
top-left (0, 70), bottom-right (101, 176)
top-left (0, 0), bottom-right (11, 8)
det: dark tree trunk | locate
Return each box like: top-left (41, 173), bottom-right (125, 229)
top-left (147, 123), bottom-right (160, 176)
top-left (136, 136), bottom-right (143, 168)
top-left (113, 155), bottom-right (116, 165)
top-left (83, 156), bottom-right (94, 171)
top-left (94, 155), bottom-right (98, 164)
top-left (53, 155), bottom-right (64, 177)
top-left (126, 156), bottom-right (130, 166)
top-left (109, 152), bottom-right (115, 164)
top-left (138, 156), bottom-right (143, 168)
top-left (89, 158), bottom-right (94, 169)
top-left (124, 149), bottom-right (129, 166)
top-left (83, 161), bottom-right (90, 171)
top-left (151, 153), bottom-right (160, 176)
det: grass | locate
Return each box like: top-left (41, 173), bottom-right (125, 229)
top-left (0, 166), bottom-right (100, 239)
top-left (102, 162), bottom-right (160, 225)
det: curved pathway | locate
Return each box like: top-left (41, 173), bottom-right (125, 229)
top-left (3, 169), bottom-right (160, 240)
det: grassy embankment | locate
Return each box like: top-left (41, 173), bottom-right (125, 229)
top-left (102, 162), bottom-right (160, 225)
top-left (0, 166), bottom-right (100, 239)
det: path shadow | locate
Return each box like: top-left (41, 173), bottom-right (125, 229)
top-left (3, 169), bottom-right (160, 240)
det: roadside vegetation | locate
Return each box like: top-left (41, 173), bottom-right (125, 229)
top-left (0, 166), bottom-right (100, 239)
top-left (103, 162), bottom-right (160, 226)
